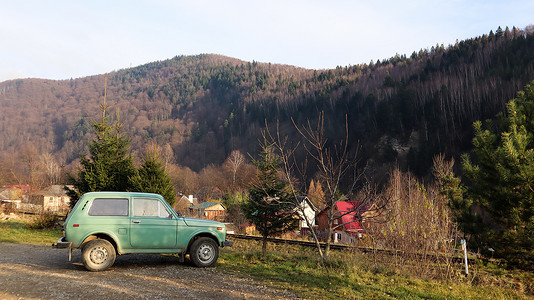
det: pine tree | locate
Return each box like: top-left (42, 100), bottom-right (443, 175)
top-left (241, 142), bottom-right (299, 254)
top-left (434, 155), bottom-right (483, 245)
top-left (496, 26), bottom-right (504, 38)
top-left (130, 144), bottom-right (176, 206)
top-left (65, 88), bottom-right (136, 208)
top-left (462, 81), bottom-right (534, 264)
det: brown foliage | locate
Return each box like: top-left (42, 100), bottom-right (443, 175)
top-left (367, 167), bottom-right (459, 279)
top-left (0, 28), bottom-right (533, 197)
top-left (1, 28), bottom-right (533, 176)
top-left (307, 179), bottom-right (325, 210)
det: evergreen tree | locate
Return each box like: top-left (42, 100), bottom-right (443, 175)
top-left (65, 96), bottom-right (136, 208)
top-left (462, 81), bottom-right (534, 265)
top-left (434, 156), bottom-right (483, 246)
top-left (241, 142), bottom-right (299, 254)
top-left (495, 26), bottom-right (504, 38)
top-left (130, 144), bottom-right (176, 206)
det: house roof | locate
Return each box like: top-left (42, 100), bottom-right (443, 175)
top-left (4, 184), bottom-right (31, 193)
top-left (0, 189), bottom-right (23, 200)
top-left (191, 202), bottom-right (225, 211)
top-left (35, 185), bottom-right (71, 196)
top-left (335, 201), bottom-right (365, 231)
top-left (173, 196), bottom-right (195, 210)
top-left (0, 190), bottom-right (12, 200)
top-left (296, 196), bottom-right (318, 211)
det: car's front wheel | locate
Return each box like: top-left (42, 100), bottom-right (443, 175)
top-left (81, 239), bottom-right (116, 271)
top-left (189, 237), bottom-right (219, 267)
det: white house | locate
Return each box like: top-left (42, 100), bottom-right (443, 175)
top-left (295, 196), bottom-right (318, 233)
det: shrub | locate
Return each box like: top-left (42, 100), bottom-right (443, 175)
top-left (26, 212), bottom-right (61, 230)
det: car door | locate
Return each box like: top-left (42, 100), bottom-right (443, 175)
top-left (129, 197), bottom-right (177, 249)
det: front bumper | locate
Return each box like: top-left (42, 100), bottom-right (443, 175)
top-left (53, 237), bottom-right (72, 249)
top-left (222, 240), bottom-right (233, 247)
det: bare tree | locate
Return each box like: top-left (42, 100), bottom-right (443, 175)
top-left (3, 151), bottom-right (24, 187)
top-left (224, 150), bottom-right (245, 187)
top-left (0, 157), bottom-right (14, 187)
top-left (265, 113), bottom-right (384, 263)
top-left (167, 164), bottom-right (200, 195)
top-left (19, 143), bottom-right (47, 191)
top-left (40, 153), bottom-right (61, 185)
top-left (162, 144), bottom-right (174, 171)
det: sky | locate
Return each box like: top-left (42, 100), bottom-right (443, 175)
top-left (1, 0), bottom-right (532, 82)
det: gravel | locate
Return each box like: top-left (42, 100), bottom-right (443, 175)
top-left (0, 243), bottom-right (298, 299)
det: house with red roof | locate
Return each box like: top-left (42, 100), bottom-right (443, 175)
top-left (4, 184), bottom-right (32, 194)
top-left (316, 200), bottom-right (375, 244)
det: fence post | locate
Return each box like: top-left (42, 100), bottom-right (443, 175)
top-left (461, 239), bottom-right (469, 276)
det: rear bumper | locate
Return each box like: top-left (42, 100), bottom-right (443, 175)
top-left (53, 237), bottom-right (72, 249)
top-left (222, 240), bottom-right (233, 247)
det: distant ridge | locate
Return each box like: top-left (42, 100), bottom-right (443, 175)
top-left (1, 26), bottom-right (533, 178)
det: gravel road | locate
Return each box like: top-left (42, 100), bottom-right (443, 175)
top-left (0, 242), bottom-right (297, 299)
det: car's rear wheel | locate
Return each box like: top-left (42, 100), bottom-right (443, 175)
top-left (189, 237), bottom-right (218, 267)
top-left (81, 239), bottom-right (116, 271)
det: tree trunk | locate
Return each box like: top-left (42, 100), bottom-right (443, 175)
top-left (324, 223), bottom-right (332, 263)
top-left (323, 211), bottom-right (335, 264)
top-left (262, 235), bottom-right (268, 255)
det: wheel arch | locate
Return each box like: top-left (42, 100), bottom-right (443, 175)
top-left (81, 233), bottom-right (120, 254)
top-left (186, 233), bottom-right (219, 254)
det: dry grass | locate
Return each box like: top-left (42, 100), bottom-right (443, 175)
top-left (219, 238), bottom-right (533, 299)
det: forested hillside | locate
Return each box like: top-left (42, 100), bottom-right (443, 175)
top-left (1, 26), bottom-right (533, 183)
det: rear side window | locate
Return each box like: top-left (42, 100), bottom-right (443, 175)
top-left (133, 198), bottom-right (171, 218)
top-left (88, 198), bottom-right (129, 216)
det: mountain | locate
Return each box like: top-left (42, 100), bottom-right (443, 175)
top-left (1, 26), bottom-right (533, 180)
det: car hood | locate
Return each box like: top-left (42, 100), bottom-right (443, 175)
top-left (181, 217), bottom-right (223, 228)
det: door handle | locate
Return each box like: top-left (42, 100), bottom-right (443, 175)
top-left (132, 220), bottom-right (141, 224)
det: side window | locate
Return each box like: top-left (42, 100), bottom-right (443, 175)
top-left (88, 198), bottom-right (129, 216)
top-left (133, 198), bottom-right (171, 218)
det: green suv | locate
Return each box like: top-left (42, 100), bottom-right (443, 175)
top-left (55, 192), bottom-right (232, 271)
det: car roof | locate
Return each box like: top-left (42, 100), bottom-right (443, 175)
top-left (83, 191), bottom-right (163, 198)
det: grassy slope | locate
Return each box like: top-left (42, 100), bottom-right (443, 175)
top-left (218, 239), bottom-right (532, 299)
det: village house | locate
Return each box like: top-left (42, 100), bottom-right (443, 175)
top-left (2, 184), bottom-right (31, 194)
top-left (28, 185), bottom-right (71, 214)
top-left (294, 196), bottom-right (318, 234)
top-left (172, 194), bottom-right (198, 215)
top-left (0, 185), bottom-right (29, 211)
top-left (316, 200), bottom-right (376, 244)
top-left (189, 202), bottom-right (226, 221)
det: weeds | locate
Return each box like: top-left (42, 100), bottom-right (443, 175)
top-left (25, 212), bottom-right (61, 230)
top-left (219, 238), bottom-right (533, 299)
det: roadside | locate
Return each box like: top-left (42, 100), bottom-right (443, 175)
top-left (1, 217), bottom-right (531, 299)
top-left (0, 242), bottom-right (297, 299)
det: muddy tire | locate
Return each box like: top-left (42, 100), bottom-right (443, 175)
top-left (81, 239), bottom-right (116, 271)
top-left (189, 237), bottom-right (219, 267)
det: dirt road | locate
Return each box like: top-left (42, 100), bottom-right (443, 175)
top-left (0, 243), bottom-right (297, 299)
